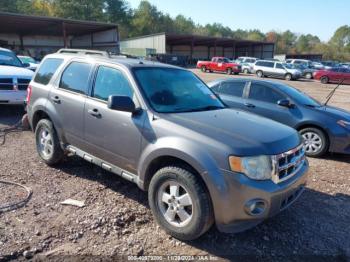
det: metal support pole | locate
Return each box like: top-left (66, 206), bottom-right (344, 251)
top-left (62, 22), bottom-right (67, 48)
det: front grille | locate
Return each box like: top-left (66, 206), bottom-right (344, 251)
top-left (0, 78), bottom-right (14, 90)
top-left (17, 79), bottom-right (30, 91)
top-left (272, 144), bottom-right (306, 184)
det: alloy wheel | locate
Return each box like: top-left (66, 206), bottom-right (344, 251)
top-left (302, 132), bottom-right (323, 154)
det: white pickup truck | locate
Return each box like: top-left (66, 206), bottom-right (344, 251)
top-left (0, 48), bottom-right (34, 105)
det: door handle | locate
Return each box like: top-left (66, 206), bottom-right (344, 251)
top-left (244, 103), bottom-right (255, 108)
top-left (51, 96), bottom-right (61, 104)
top-left (88, 108), bottom-right (101, 118)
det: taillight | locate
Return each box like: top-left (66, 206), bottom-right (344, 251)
top-left (26, 85), bottom-right (32, 104)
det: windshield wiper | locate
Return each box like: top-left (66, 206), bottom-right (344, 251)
top-left (182, 105), bottom-right (225, 112)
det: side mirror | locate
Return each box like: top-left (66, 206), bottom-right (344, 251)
top-left (277, 99), bottom-right (293, 108)
top-left (22, 62), bottom-right (30, 68)
top-left (107, 95), bottom-right (136, 113)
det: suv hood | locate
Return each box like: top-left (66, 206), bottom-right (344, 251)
top-left (0, 65), bottom-right (34, 77)
top-left (163, 108), bottom-right (300, 156)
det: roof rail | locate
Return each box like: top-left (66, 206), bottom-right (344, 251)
top-left (56, 48), bottom-right (110, 57)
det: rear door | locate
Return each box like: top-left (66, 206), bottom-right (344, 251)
top-left (213, 80), bottom-right (248, 109)
top-left (84, 64), bottom-right (146, 173)
top-left (244, 81), bottom-right (297, 126)
top-left (49, 60), bottom-right (93, 149)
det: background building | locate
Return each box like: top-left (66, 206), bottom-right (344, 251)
top-left (0, 12), bottom-right (119, 60)
top-left (120, 33), bottom-right (275, 64)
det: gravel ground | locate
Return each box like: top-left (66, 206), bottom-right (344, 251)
top-left (0, 72), bottom-right (350, 261)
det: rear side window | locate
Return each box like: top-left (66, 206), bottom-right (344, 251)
top-left (59, 62), bottom-right (92, 94)
top-left (219, 81), bottom-right (245, 97)
top-left (249, 83), bottom-right (284, 103)
top-left (256, 61), bottom-right (274, 68)
top-left (93, 66), bottom-right (134, 101)
top-left (276, 63), bottom-right (284, 69)
top-left (34, 58), bottom-right (63, 85)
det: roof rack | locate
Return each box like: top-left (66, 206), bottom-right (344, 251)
top-left (56, 48), bottom-right (110, 57)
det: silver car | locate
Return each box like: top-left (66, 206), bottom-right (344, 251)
top-left (253, 60), bottom-right (302, 81)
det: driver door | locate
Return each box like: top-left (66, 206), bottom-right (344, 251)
top-left (244, 81), bottom-right (298, 127)
top-left (84, 64), bottom-right (146, 173)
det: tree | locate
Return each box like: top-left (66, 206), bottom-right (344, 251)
top-left (55, 0), bottom-right (105, 21)
top-left (295, 34), bottom-right (320, 53)
top-left (105, 0), bottom-right (132, 38)
top-left (246, 29), bottom-right (265, 41)
top-left (173, 15), bottom-right (195, 34)
top-left (329, 25), bottom-right (350, 48)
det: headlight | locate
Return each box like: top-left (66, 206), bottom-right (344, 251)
top-left (337, 120), bottom-right (350, 129)
top-left (229, 155), bottom-right (274, 180)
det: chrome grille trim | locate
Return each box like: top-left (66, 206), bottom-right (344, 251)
top-left (271, 144), bottom-right (306, 184)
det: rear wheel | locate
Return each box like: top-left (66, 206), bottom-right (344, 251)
top-left (35, 119), bottom-right (64, 165)
top-left (256, 70), bottom-right (263, 78)
top-left (226, 68), bottom-right (232, 75)
top-left (201, 66), bottom-right (207, 73)
top-left (320, 76), bottom-right (329, 84)
top-left (305, 72), bottom-right (313, 79)
top-left (148, 166), bottom-right (213, 240)
top-left (299, 127), bottom-right (328, 157)
top-left (285, 73), bottom-right (292, 81)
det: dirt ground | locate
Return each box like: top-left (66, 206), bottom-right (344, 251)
top-left (0, 70), bottom-right (350, 261)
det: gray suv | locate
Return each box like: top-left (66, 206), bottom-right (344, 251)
top-left (27, 51), bottom-right (308, 240)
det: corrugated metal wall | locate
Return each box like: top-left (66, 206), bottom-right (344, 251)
top-left (120, 34), bottom-right (166, 54)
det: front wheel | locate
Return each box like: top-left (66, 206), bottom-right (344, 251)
top-left (305, 72), bottom-right (313, 79)
top-left (148, 166), bottom-right (213, 240)
top-left (243, 68), bottom-right (249, 74)
top-left (201, 66), bottom-right (207, 73)
top-left (35, 119), bottom-right (64, 166)
top-left (300, 127), bottom-right (328, 157)
top-left (256, 70), bottom-right (263, 78)
top-left (226, 68), bottom-right (232, 75)
top-left (285, 73), bottom-right (292, 81)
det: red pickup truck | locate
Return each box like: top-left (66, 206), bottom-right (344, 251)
top-left (197, 57), bottom-right (241, 75)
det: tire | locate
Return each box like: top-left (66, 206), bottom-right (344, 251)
top-left (35, 119), bottom-right (64, 166)
top-left (305, 72), bottom-right (312, 79)
top-left (226, 68), bottom-right (232, 75)
top-left (256, 70), bottom-right (263, 78)
top-left (320, 76), bottom-right (329, 84)
top-left (201, 66), bottom-right (207, 73)
top-left (233, 72), bottom-right (239, 75)
top-left (299, 127), bottom-right (328, 157)
top-left (243, 68), bottom-right (249, 74)
top-left (148, 166), bottom-right (214, 241)
top-left (285, 73), bottom-right (292, 81)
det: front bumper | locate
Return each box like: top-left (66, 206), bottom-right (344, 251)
top-left (209, 160), bottom-right (308, 233)
top-left (0, 90), bottom-right (26, 105)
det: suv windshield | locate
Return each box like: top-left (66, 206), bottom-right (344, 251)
top-left (0, 50), bottom-right (23, 67)
top-left (133, 68), bottom-right (225, 113)
top-left (276, 83), bottom-right (320, 107)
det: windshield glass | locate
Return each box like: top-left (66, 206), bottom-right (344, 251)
top-left (133, 68), bottom-right (225, 113)
top-left (19, 56), bottom-right (36, 64)
top-left (0, 50), bottom-right (23, 67)
top-left (276, 83), bottom-right (320, 107)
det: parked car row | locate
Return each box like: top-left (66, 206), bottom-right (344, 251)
top-left (197, 56), bottom-right (350, 85)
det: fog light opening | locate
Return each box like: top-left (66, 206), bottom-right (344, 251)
top-left (244, 199), bottom-right (267, 216)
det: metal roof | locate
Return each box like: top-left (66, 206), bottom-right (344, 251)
top-left (122, 32), bottom-right (274, 47)
top-left (0, 12), bottom-right (118, 36)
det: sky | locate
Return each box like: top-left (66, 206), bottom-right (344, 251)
top-left (127, 0), bottom-right (350, 42)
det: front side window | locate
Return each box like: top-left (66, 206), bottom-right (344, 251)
top-left (59, 62), bottom-right (92, 94)
top-left (220, 81), bottom-right (245, 97)
top-left (276, 63), bottom-right (284, 69)
top-left (93, 66), bottom-right (134, 101)
top-left (133, 68), bottom-right (224, 113)
top-left (249, 83), bottom-right (284, 103)
top-left (34, 58), bottom-right (63, 85)
top-left (0, 50), bottom-right (23, 67)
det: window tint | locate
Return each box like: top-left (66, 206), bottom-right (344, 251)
top-left (276, 63), bottom-right (284, 69)
top-left (256, 61), bottom-right (274, 68)
top-left (219, 81), bottom-right (245, 97)
top-left (93, 66), bottom-right (134, 101)
top-left (59, 62), bottom-right (92, 94)
top-left (34, 58), bottom-right (63, 85)
top-left (249, 83), bottom-right (284, 103)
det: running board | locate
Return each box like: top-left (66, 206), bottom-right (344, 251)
top-left (66, 145), bottom-right (139, 184)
